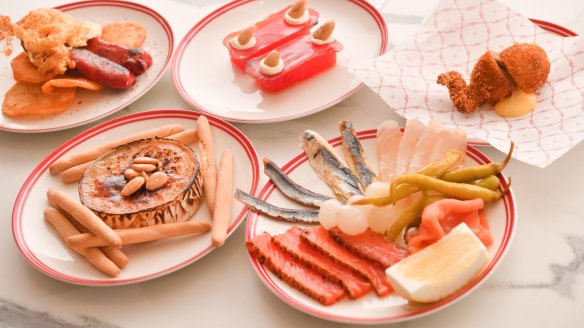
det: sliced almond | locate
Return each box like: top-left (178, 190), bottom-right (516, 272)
top-left (263, 51), bottom-right (281, 68)
top-left (130, 163), bottom-right (157, 172)
top-left (132, 156), bottom-right (158, 165)
top-left (313, 20), bottom-right (335, 41)
top-left (237, 25), bottom-right (256, 45)
top-left (146, 172), bottom-right (169, 191)
top-left (121, 176), bottom-right (145, 197)
top-left (288, 0), bottom-right (307, 19)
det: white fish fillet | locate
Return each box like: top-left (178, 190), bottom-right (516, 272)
top-left (395, 119), bottom-right (425, 176)
top-left (429, 128), bottom-right (457, 163)
top-left (409, 119), bottom-right (443, 172)
top-left (376, 120), bottom-right (402, 182)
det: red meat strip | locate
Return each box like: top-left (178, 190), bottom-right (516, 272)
top-left (301, 226), bottom-right (393, 297)
top-left (246, 232), bottom-right (345, 306)
top-left (274, 226), bottom-right (372, 299)
top-left (329, 227), bottom-right (408, 269)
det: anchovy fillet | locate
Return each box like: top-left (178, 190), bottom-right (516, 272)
top-left (339, 120), bottom-right (378, 189)
top-left (263, 157), bottom-right (333, 208)
top-left (301, 130), bottom-right (362, 201)
top-left (235, 189), bottom-right (319, 224)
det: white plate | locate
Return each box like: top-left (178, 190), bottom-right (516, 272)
top-left (172, 0), bottom-right (388, 123)
top-left (0, 1), bottom-right (173, 133)
top-left (245, 129), bottom-right (516, 323)
top-left (12, 109), bottom-right (259, 285)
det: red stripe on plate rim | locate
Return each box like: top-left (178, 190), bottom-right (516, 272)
top-left (244, 129), bottom-right (516, 323)
top-left (12, 109), bottom-right (259, 285)
top-left (171, 0), bottom-right (389, 123)
top-left (0, 1), bottom-right (174, 133)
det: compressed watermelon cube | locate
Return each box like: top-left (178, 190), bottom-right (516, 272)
top-left (245, 34), bottom-right (343, 92)
top-left (223, 6), bottom-right (319, 70)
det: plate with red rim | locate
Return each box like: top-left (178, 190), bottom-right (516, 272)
top-left (245, 128), bottom-right (516, 324)
top-left (12, 109), bottom-right (259, 286)
top-left (172, 0), bottom-right (388, 123)
top-left (467, 19), bottom-right (577, 147)
top-left (0, 1), bottom-right (173, 133)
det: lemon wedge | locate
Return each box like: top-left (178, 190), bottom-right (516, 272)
top-left (385, 223), bottom-right (489, 303)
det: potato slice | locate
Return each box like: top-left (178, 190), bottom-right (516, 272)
top-left (2, 82), bottom-right (76, 117)
top-left (100, 21), bottom-right (147, 48)
top-left (11, 52), bottom-right (57, 84)
top-left (42, 77), bottom-right (103, 95)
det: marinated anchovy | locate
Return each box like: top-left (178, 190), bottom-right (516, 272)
top-left (338, 120), bottom-right (378, 189)
top-left (235, 189), bottom-right (319, 224)
top-left (301, 130), bottom-right (362, 201)
top-left (264, 157), bottom-right (333, 208)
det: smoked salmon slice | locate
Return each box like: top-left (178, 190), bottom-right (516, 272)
top-left (246, 232), bottom-right (345, 306)
top-left (301, 226), bottom-right (393, 297)
top-left (329, 227), bottom-right (408, 269)
top-left (274, 226), bottom-right (372, 299)
top-left (407, 198), bottom-right (492, 254)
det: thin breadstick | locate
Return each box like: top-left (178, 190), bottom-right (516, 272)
top-left (49, 124), bottom-right (185, 174)
top-left (197, 116), bottom-right (217, 216)
top-left (212, 150), bottom-right (234, 247)
top-left (168, 128), bottom-right (198, 145)
top-left (100, 247), bottom-right (129, 269)
top-left (44, 207), bottom-right (120, 277)
top-left (60, 161), bottom-right (92, 183)
top-left (67, 221), bottom-right (211, 248)
top-left (47, 188), bottom-right (122, 248)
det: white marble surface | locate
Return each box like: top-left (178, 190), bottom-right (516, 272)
top-left (1, 0), bottom-right (584, 327)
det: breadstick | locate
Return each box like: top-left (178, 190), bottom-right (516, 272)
top-left (67, 221), bottom-right (211, 248)
top-left (168, 129), bottom-right (198, 145)
top-left (44, 207), bottom-right (120, 277)
top-left (196, 116), bottom-right (217, 216)
top-left (49, 124), bottom-right (185, 174)
top-left (47, 188), bottom-right (122, 248)
top-left (101, 247), bottom-right (129, 269)
top-left (60, 161), bottom-right (92, 183)
top-left (212, 150), bottom-right (234, 247)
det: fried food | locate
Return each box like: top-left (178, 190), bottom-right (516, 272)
top-left (437, 43), bottom-right (550, 113)
top-left (11, 52), bottom-right (57, 84)
top-left (2, 82), bottom-right (76, 117)
top-left (101, 21), bottom-right (147, 48)
top-left (1, 9), bottom-right (101, 75)
top-left (42, 77), bottom-right (103, 95)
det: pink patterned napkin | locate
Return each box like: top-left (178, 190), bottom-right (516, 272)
top-left (352, 0), bottom-right (584, 167)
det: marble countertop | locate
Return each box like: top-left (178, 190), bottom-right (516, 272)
top-left (1, 0), bottom-right (583, 327)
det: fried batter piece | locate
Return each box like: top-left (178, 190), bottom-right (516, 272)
top-left (0, 9), bottom-right (101, 75)
top-left (437, 43), bottom-right (550, 113)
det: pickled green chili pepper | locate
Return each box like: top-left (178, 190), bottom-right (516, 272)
top-left (353, 149), bottom-right (461, 207)
top-left (390, 173), bottom-right (505, 203)
top-left (470, 175), bottom-right (500, 191)
top-left (442, 142), bottom-right (514, 183)
top-left (385, 194), bottom-right (443, 241)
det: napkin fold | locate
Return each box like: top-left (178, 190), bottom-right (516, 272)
top-left (352, 0), bottom-right (584, 167)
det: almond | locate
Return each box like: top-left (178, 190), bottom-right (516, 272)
top-left (130, 163), bottom-right (157, 172)
top-left (313, 20), bottom-right (335, 41)
top-left (146, 171), bottom-right (169, 191)
top-left (237, 25), bottom-right (256, 45)
top-left (133, 156), bottom-right (158, 165)
top-left (124, 168), bottom-right (139, 180)
top-left (263, 51), bottom-right (281, 68)
top-left (121, 176), bottom-right (145, 197)
top-left (288, 0), bottom-right (307, 19)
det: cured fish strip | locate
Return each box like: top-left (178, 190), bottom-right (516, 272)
top-left (328, 227), bottom-right (407, 269)
top-left (339, 120), bottom-right (378, 189)
top-left (301, 226), bottom-right (393, 297)
top-left (246, 232), bottom-right (345, 306)
top-left (274, 226), bottom-right (371, 299)
top-left (235, 189), bottom-right (319, 224)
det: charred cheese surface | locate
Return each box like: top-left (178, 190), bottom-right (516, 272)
top-left (79, 138), bottom-right (204, 228)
